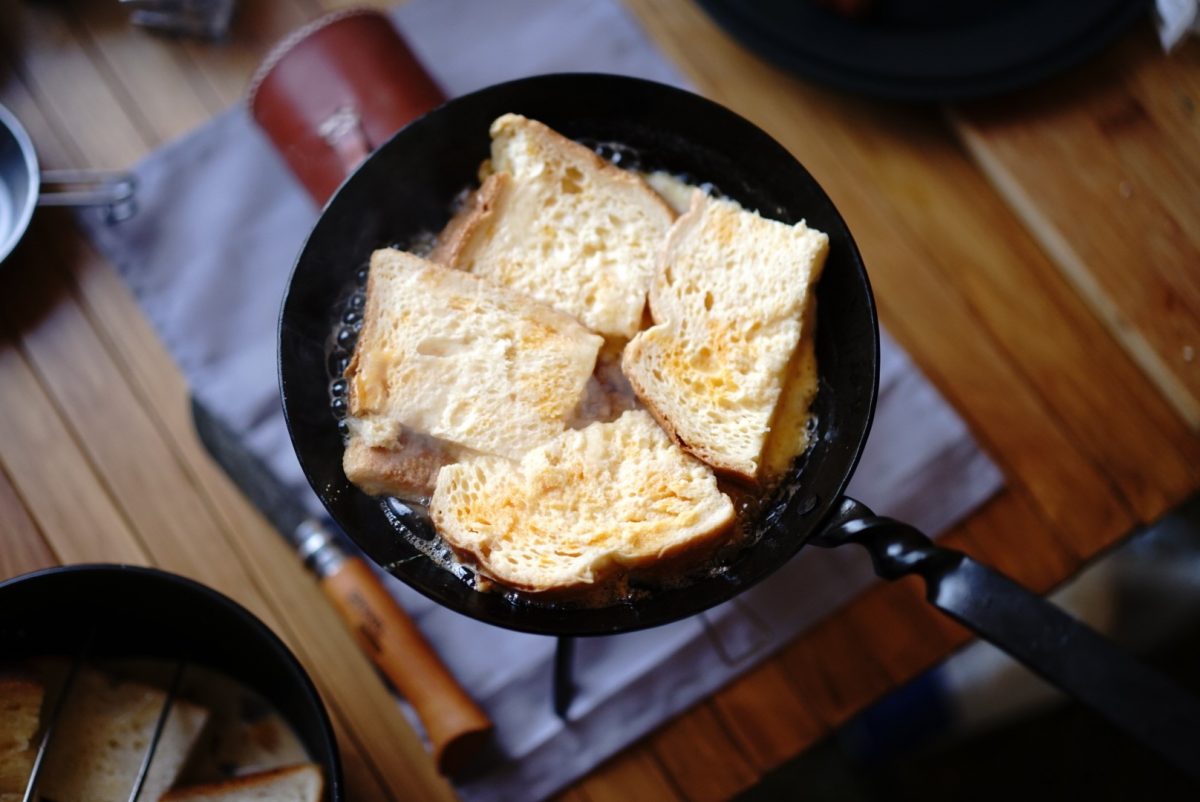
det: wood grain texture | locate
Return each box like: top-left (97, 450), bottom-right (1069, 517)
top-left (178, 0), bottom-right (314, 107)
top-left (819, 99), bottom-right (1200, 521)
top-left (839, 577), bottom-right (968, 685)
top-left (0, 332), bottom-right (148, 567)
top-left (55, 210), bottom-right (451, 802)
top-left (649, 704), bottom-right (759, 802)
top-left (0, 0), bottom-right (151, 166)
top-left (571, 747), bottom-right (685, 802)
top-left (1, 1), bottom-right (1197, 800)
top-left (952, 29), bottom-right (1200, 430)
top-left (65, 0), bottom-right (215, 145)
top-left (0, 12), bottom-right (446, 800)
top-left (1, 229), bottom-right (401, 802)
top-left (549, 789), bottom-right (593, 802)
top-left (5, 224), bottom-right (272, 597)
top-left (955, 490), bottom-right (1077, 596)
top-left (0, 463), bottom-right (58, 576)
top-left (711, 661), bottom-right (826, 772)
top-left (622, 0), bottom-right (1134, 560)
top-left (781, 614), bottom-right (894, 731)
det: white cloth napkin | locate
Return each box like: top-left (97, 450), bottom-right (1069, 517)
top-left (77, 1), bottom-right (1004, 799)
top-left (1157, 0), bottom-right (1200, 49)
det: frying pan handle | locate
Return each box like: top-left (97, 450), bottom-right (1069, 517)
top-left (814, 496), bottom-right (1200, 779)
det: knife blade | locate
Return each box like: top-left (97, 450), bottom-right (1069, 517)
top-left (189, 397), bottom-right (492, 775)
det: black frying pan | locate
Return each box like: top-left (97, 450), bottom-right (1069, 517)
top-left (280, 74), bottom-right (1200, 775)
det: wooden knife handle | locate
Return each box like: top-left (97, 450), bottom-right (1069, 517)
top-left (319, 556), bottom-right (492, 774)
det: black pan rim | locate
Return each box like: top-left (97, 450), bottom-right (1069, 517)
top-left (694, 0), bottom-right (1150, 102)
top-left (279, 72), bottom-right (880, 635)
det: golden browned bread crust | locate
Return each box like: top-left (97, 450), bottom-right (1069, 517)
top-left (344, 249), bottom-right (602, 460)
top-left (622, 191), bottom-right (828, 480)
top-left (441, 114), bottom-right (675, 339)
top-left (427, 172), bottom-right (509, 267)
top-left (342, 428), bottom-right (462, 499)
top-left (430, 410), bottom-right (734, 596)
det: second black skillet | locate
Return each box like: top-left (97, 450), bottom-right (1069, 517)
top-left (280, 74), bottom-right (1200, 777)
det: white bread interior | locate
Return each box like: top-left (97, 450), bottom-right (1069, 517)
top-left (622, 191), bottom-right (828, 480)
top-left (442, 114), bottom-right (675, 339)
top-left (430, 409), bottom-right (734, 595)
top-left (346, 249), bottom-right (602, 460)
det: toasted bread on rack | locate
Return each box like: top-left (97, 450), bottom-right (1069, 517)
top-left (0, 674), bottom-right (43, 800)
top-left (436, 114), bottom-right (675, 339)
top-left (39, 667), bottom-right (208, 802)
top-left (161, 763), bottom-right (323, 802)
top-left (430, 409), bottom-right (734, 595)
top-left (345, 249), bottom-right (603, 461)
top-left (622, 191), bottom-right (828, 481)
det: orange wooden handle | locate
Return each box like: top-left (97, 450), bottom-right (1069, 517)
top-left (320, 557), bottom-right (492, 774)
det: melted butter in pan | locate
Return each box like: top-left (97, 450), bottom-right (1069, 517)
top-left (341, 161), bottom-right (821, 605)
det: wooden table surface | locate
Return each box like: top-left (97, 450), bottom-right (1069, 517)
top-left (1, 1), bottom-right (1198, 799)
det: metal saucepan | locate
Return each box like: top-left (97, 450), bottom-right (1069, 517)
top-left (0, 103), bottom-right (136, 265)
top-left (279, 74), bottom-right (1200, 775)
top-left (0, 564), bottom-right (343, 800)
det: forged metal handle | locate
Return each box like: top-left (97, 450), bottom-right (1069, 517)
top-left (814, 497), bottom-right (1200, 779)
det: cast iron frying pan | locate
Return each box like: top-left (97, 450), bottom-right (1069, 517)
top-left (280, 74), bottom-right (1200, 777)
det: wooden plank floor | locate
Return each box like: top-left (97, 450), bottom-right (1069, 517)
top-left (0, 1), bottom-right (1197, 799)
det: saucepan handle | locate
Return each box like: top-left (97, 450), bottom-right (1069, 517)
top-left (813, 496), bottom-right (1200, 779)
top-left (38, 169), bottom-right (137, 222)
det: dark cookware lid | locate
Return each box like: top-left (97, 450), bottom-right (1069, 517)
top-left (280, 73), bottom-right (879, 635)
top-left (695, 0), bottom-right (1149, 101)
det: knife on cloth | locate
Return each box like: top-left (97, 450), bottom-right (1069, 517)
top-left (190, 397), bottom-right (492, 775)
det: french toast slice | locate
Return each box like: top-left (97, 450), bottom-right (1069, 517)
top-left (430, 409), bottom-right (734, 595)
top-left (622, 191), bottom-right (828, 480)
top-left (345, 249), bottom-right (603, 461)
top-left (439, 114), bottom-right (675, 339)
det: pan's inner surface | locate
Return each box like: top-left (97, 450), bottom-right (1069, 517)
top-left (280, 74), bottom-right (878, 635)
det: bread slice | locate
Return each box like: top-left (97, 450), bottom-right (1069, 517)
top-left (345, 249), bottom-right (603, 460)
top-left (0, 675), bottom-right (43, 799)
top-left (622, 191), bottom-right (828, 480)
top-left (760, 296), bottom-right (819, 478)
top-left (440, 114), bottom-right (675, 339)
top-left (38, 668), bottom-right (208, 802)
top-left (169, 663), bottom-right (309, 784)
top-left (161, 763), bottom-right (322, 802)
top-left (430, 409), bottom-right (734, 595)
top-left (427, 171), bottom-right (509, 267)
top-left (342, 426), bottom-right (465, 500)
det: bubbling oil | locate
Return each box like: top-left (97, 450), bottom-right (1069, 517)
top-left (326, 142), bottom-right (820, 608)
